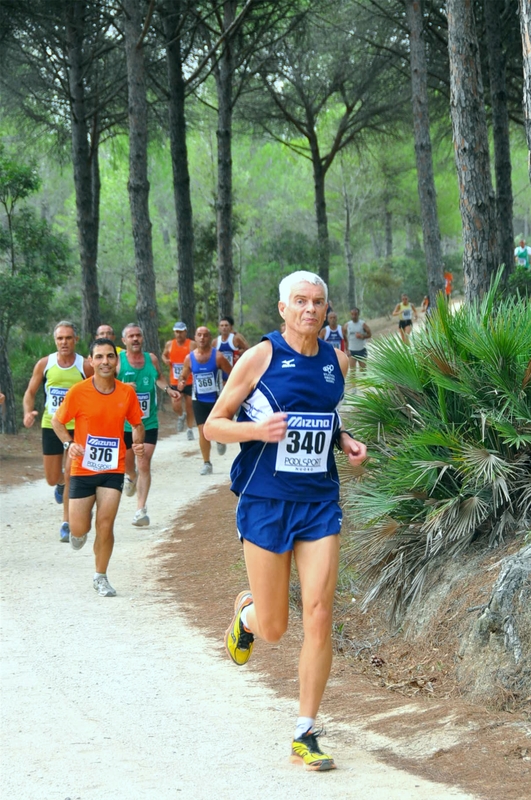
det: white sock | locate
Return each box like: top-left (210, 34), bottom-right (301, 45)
top-left (240, 603), bottom-right (253, 630)
top-left (94, 572), bottom-right (106, 579)
top-left (294, 717), bottom-right (315, 740)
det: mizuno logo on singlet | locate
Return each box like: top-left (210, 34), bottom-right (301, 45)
top-left (288, 416), bottom-right (331, 429)
top-left (281, 359), bottom-right (296, 368)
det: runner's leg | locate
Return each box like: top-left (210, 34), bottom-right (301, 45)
top-left (125, 446), bottom-right (136, 482)
top-left (135, 442), bottom-right (155, 510)
top-left (184, 393), bottom-right (194, 430)
top-left (293, 534), bottom-right (340, 718)
top-left (93, 486), bottom-right (122, 574)
top-left (43, 454), bottom-right (63, 487)
top-left (69, 495), bottom-right (96, 539)
top-left (197, 424), bottom-right (211, 464)
top-left (242, 540), bottom-right (291, 643)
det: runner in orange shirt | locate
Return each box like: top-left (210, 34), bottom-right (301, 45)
top-left (52, 338), bottom-right (144, 597)
top-left (162, 321), bottom-right (195, 439)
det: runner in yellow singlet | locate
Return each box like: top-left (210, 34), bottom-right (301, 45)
top-left (22, 320), bottom-right (93, 542)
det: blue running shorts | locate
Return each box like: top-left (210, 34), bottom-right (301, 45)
top-left (236, 494), bottom-right (342, 554)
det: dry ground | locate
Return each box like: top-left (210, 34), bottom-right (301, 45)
top-left (1, 410), bottom-right (529, 800)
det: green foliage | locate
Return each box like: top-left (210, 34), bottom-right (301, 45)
top-left (0, 206), bottom-right (72, 339)
top-left (505, 266), bottom-right (531, 299)
top-left (0, 147), bottom-right (72, 341)
top-left (342, 273), bottom-right (531, 621)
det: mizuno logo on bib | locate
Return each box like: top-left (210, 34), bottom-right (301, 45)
top-left (275, 412), bottom-right (334, 473)
top-left (82, 434), bottom-right (120, 472)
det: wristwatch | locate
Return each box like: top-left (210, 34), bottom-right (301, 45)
top-left (63, 440), bottom-right (72, 451)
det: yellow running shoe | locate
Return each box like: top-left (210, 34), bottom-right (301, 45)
top-left (224, 591), bottom-right (254, 665)
top-left (290, 729), bottom-right (336, 771)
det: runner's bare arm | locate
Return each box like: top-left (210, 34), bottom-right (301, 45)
top-left (150, 354), bottom-right (180, 399)
top-left (176, 354), bottom-right (191, 390)
top-left (83, 358), bottom-right (94, 378)
top-left (391, 303), bottom-right (401, 317)
top-left (161, 341), bottom-right (172, 366)
top-left (216, 352), bottom-right (233, 376)
top-left (22, 357), bottom-right (47, 427)
top-left (338, 433), bottom-right (367, 466)
top-left (234, 332), bottom-right (250, 352)
top-left (51, 415), bottom-right (82, 457)
top-left (204, 342), bottom-right (288, 445)
top-left (363, 323), bottom-right (372, 339)
top-left (131, 422), bottom-right (145, 457)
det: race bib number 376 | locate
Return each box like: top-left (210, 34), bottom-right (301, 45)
top-left (275, 412), bottom-right (334, 474)
top-left (82, 434), bottom-right (120, 472)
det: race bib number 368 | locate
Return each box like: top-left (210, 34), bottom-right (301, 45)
top-left (82, 434), bottom-right (120, 472)
top-left (275, 412), bottom-right (334, 474)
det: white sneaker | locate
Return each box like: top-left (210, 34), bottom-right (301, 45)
top-left (200, 462), bottom-right (213, 475)
top-left (124, 474), bottom-right (137, 497)
top-left (186, 428), bottom-right (194, 441)
top-left (93, 575), bottom-right (116, 597)
top-left (177, 415), bottom-right (185, 432)
top-left (216, 442), bottom-right (227, 456)
top-left (132, 507), bottom-right (150, 526)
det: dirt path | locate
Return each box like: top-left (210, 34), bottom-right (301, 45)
top-left (0, 431), bottom-right (481, 800)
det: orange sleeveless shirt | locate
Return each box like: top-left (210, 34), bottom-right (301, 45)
top-left (169, 339), bottom-right (193, 386)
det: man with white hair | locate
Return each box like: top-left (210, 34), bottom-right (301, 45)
top-left (204, 270), bottom-right (366, 771)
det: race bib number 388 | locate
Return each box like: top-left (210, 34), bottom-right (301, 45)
top-left (47, 387), bottom-right (68, 414)
top-left (82, 434), bottom-right (120, 472)
top-left (275, 412), bottom-right (334, 474)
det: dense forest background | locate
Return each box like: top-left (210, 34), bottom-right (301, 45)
top-left (1, 0), bottom-right (530, 432)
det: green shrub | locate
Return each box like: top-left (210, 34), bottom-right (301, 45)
top-left (342, 272), bottom-right (531, 620)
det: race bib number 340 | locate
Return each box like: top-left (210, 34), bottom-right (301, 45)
top-left (82, 434), bottom-right (120, 472)
top-left (275, 412), bottom-right (334, 474)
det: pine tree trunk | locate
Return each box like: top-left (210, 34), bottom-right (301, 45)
top-left (484, 0), bottom-right (514, 278)
top-left (520, 0), bottom-right (531, 183)
top-left (214, 2), bottom-right (237, 319)
top-left (124, 0), bottom-right (160, 356)
top-left (65, 0), bottom-right (101, 338)
top-left (163, 0), bottom-right (195, 333)
top-left (342, 185), bottom-right (356, 308)
top-left (309, 134), bottom-right (330, 285)
top-left (385, 207), bottom-right (393, 258)
top-left (405, 0), bottom-right (444, 303)
top-left (0, 334), bottom-right (17, 434)
top-left (447, 0), bottom-right (498, 302)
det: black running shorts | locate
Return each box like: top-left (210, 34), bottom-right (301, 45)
top-left (69, 473), bottom-right (124, 498)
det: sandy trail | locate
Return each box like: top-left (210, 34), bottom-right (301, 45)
top-left (1, 433), bottom-right (477, 799)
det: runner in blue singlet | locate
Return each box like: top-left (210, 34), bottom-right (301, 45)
top-left (204, 270), bottom-right (367, 772)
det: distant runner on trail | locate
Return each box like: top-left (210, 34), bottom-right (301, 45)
top-left (52, 337), bottom-right (144, 597)
top-left (213, 315), bottom-right (249, 383)
top-left (343, 307), bottom-right (371, 373)
top-left (118, 324), bottom-right (179, 527)
top-left (392, 294), bottom-right (418, 344)
top-left (204, 270), bottom-right (367, 772)
top-left (95, 324), bottom-right (123, 354)
top-left (319, 311), bottom-right (345, 351)
top-left (177, 326), bottom-right (232, 475)
top-left (22, 320), bottom-right (93, 543)
top-left (162, 321), bottom-right (196, 440)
